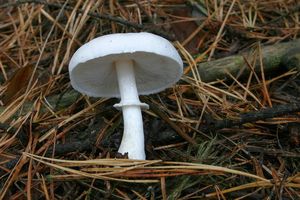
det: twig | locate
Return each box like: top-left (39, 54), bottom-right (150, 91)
top-left (0, 0), bottom-right (173, 40)
top-left (0, 115), bottom-right (108, 173)
top-left (210, 102), bottom-right (300, 130)
top-left (245, 146), bottom-right (300, 158)
top-left (1, 121), bottom-right (102, 173)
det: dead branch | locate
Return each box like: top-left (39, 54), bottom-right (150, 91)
top-left (196, 39), bottom-right (300, 82)
top-left (207, 101), bottom-right (300, 130)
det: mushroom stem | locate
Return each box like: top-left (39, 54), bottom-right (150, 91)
top-left (114, 59), bottom-right (148, 160)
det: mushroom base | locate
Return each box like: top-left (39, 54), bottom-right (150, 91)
top-left (114, 59), bottom-right (148, 160)
top-left (118, 105), bottom-right (145, 160)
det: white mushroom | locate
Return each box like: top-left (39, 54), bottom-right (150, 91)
top-left (69, 32), bottom-right (183, 160)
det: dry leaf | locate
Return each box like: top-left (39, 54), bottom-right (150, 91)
top-left (1, 65), bottom-right (34, 105)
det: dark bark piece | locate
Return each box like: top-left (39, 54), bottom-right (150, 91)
top-left (289, 123), bottom-right (300, 147)
top-left (245, 146), bottom-right (300, 158)
top-left (209, 102), bottom-right (300, 130)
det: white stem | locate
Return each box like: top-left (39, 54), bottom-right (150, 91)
top-left (114, 59), bottom-right (147, 160)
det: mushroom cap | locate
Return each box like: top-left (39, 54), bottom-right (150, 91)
top-left (69, 32), bottom-right (183, 97)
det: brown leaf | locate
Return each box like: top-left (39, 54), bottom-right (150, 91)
top-left (1, 65), bottom-right (34, 105)
top-left (171, 7), bottom-right (203, 54)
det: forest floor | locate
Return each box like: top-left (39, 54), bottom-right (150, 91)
top-left (0, 0), bottom-right (299, 199)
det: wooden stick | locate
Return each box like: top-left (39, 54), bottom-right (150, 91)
top-left (196, 39), bottom-right (300, 82)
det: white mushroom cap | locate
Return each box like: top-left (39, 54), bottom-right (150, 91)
top-left (69, 32), bottom-right (183, 97)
